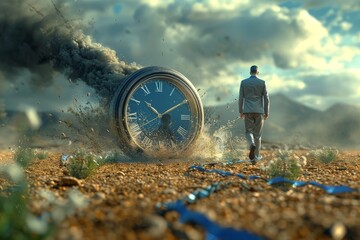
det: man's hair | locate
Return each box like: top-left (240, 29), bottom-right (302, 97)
top-left (250, 65), bottom-right (258, 74)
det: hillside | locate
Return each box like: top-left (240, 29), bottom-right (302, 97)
top-left (1, 94), bottom-right (360, 149)
top-left (205, 93), bottom-right (360, 148)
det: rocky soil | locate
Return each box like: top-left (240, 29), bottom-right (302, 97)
top-left (1, 149), bottom-right (359, 240)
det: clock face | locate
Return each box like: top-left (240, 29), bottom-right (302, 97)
top-left (124, 78), bottom-right (197, 154)
top-left (111, 66), bottom-right (204, 158)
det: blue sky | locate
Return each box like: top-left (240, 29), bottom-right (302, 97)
top-left (1, 0), bottom-right (359, 111)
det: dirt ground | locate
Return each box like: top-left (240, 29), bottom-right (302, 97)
top-left (0, 149), bottom-right (359, 240)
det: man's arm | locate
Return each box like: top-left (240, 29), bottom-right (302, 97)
top-left (263, 82), bottom-right (270, 119)
top-left (239, 82), bottom-right (244, 119)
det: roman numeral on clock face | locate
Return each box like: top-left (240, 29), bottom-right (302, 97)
top-left (130, 124), bottom-right (141, 137)
top-left (140, 84), bottom-right (150, 95)
top-left (128, 112), bottom-right (137, 120)
top-left (181, 114), bottom-right (190, 121)
top-left (177, 126), bottom-right (188, 138)
top-left (155, 81), bottom-right (163, 92)
top-left (141, 136), bottom-right (152, 146)
top-left (130, 97), bottom-right (140, 105)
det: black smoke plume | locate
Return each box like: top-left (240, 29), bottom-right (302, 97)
top-left (0, 0), bottom-right (139, 99)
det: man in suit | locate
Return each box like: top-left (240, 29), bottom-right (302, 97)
top-left (239, 65), bottom-right (270, 164)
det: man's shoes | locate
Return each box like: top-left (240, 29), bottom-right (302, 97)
top-left (255, 155), bottom-right (263, 161)
top-left (248, 144), bottom-right (256, 161)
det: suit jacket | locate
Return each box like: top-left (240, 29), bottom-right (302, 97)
top-left (238, 75), bottom-right (269, 115)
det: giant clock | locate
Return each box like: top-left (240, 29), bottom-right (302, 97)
top-left (111, 66), bottom-right (204, 158)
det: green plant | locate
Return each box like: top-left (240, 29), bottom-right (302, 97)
top-left (0, 164), bottom-right (88, 240)
top-left (13, 147), bottom-right (36, 168)
top-left (100, 151), bottom-right (122, 164)
top-left (0, 165), bottom-right (53, 239)
top-left (308, 147), bottom-right (339, 164)
top-left (66, 151), bottom-right (100, 179)
top-left (266, 150), bottom-right (301, 180)
top-left (36, 150), bottom-right (49, 160)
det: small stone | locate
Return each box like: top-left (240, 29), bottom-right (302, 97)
top-left (92, 192), bottom-right (106, 201)
top-left (162, 188), bottom-right (177, 195)
top-left (137, 215), bottom-right (167, 239)
top-left (45, 179), bottom-right (58, 187)
top-left (58, 176), bottom-right (83, 187)
top-left (336, 166), bottom-right (347, 170)
top-left (330, 222), bottom-right (347, 240)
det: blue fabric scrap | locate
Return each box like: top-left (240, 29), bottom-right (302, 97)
top-left (190, 165), bottom-right (360, 194)
top-left (164, 201), bottom-right (264, 240)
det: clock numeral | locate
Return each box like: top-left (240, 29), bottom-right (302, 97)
top-left (181, 114), bottom-right (190, 121)
top-left (177, 126), bottom-right (188, 139)
top-left (155, 81), bottom-right (163, 92)
top-left (140, 84), bottom-right (150, 96)
top-left (141, 136), bottom-right (152, 146)
top-left (128, 112), bottom-right (137, 120)
top-left (130, 124), bottom-right (141, 137)
top-left (169, 87), bottom-right (175, 96)
top-left (130, 97), bottom-right (141, 105)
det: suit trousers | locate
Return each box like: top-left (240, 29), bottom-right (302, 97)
top-left (244, 113), bottom-right (264, 156)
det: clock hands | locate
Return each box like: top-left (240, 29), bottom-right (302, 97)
top-left (144, 101), bottom-right (161, 116)
top-left (139, 99), bottom-right (188, 128)
top-left (139, 116), bottom-right (159, 128)
top-left (161, 99), bottom-right (188, 115)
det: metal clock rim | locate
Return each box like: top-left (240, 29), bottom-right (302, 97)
top-left (124, 75), bottom-right (202, 151)
top-left (110, 66), bottom-right (204, 157)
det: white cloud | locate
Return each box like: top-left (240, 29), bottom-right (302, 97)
top-left (80, 0), bottom-right (359, 109)
top-left (2, 0), bottom-right (359, 111)
top-left (264, 74), bottom-right (306, 93)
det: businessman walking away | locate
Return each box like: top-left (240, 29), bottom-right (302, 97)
top-left (239, 65), bottom-right (270, 164)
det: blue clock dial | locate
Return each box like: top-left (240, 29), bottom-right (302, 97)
top-left (111, 66), bottom-right (204, 158)
top-left (125, 79), bottom-right (194, 151)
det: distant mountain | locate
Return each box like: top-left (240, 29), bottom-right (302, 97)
top-left (204, 94), bottom-right (360, 148)
top-left (2, 95), bottom-right (359, 149)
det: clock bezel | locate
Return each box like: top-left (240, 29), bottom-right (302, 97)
top-left (111, 66), bottom-right (204, 158)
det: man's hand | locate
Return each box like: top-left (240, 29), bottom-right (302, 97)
top-left (240, 113), bottom-right (245, 119)
top-left (264, 114), bottom-right (269, 120)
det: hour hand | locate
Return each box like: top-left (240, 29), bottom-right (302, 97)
top-left (145, 101), bottom-right (160, 116)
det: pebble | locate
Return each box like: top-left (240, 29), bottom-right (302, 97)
top-left (330, 222), bottom-right (347, 240)
top-left (92, 192), bottom-right (106, 201)
top-left (58, 176), bottom-right (83, 187)
top-left (162, 188), bottom-right (177, 195)
top-left (138, 215), bottom-right (167, 239)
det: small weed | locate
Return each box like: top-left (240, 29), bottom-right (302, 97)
top-left (36, 150), bottom-right (49, 160)
top-left (308, 147), bottom-right (338, 164)
top-left (0, 165), bottom-right (51, 239)
top-left (66, 151), bottom-right (100, 179)
top-left (265, 150), bottom-right (301, 180)
top-left (0, 164), bottom-right (88, 239)
top-left (13, 147), bottom-right (36, 168)
top-left (100, 151), bottom-right (122, 164)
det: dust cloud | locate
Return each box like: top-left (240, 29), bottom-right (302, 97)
top-left (0, 0), bottom-right (139, 100)
top-left (0, 1), bottom-right (237, 161)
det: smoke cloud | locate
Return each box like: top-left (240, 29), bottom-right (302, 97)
top-left (0, 0), bottom-right (139, 100)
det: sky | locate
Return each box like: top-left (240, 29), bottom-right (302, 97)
top-left (1, 0), bottom-right (360, 111)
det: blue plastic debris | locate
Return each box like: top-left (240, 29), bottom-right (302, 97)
top-left (190, 165), bottom-right (360, 194)
top-left (163, 201), bottom-right (264, 240)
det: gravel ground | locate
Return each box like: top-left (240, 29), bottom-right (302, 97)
top-left (1, 149), bottom-right (359, 240)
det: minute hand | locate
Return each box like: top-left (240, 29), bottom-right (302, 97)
top-left (161, 99), bottom-right (188, 115)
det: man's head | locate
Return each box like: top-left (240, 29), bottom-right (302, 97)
top-left (250, 65), bottom-right (259, 75)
